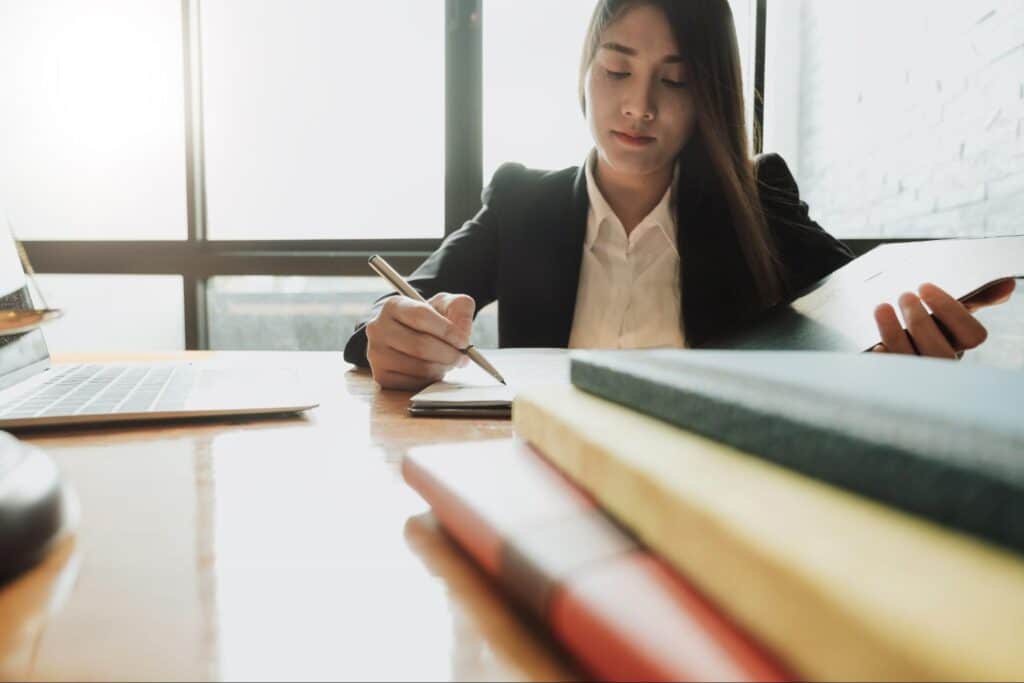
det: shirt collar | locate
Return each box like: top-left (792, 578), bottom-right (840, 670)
top-left (583, 149), bottom-right (679, 253)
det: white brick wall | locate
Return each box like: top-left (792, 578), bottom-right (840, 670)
top-left (765, 0), bottom-right (1024, 238)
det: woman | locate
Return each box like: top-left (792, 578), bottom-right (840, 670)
top-left (344, 0), bottom-right (1014, 391)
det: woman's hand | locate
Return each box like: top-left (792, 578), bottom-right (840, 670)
top-left (871, 280), bottom-right (1016, 359)
top-left (365, 292), bottom-right (475, 391)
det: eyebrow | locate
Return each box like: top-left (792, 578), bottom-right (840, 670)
top-left (600, 42), bottom-right (684, 64)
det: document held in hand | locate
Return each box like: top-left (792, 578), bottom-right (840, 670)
top-left (710, 235), bottom-right (1024, 351)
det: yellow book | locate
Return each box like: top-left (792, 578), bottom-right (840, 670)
top-left (514, 385), bottom-right (1024, 681)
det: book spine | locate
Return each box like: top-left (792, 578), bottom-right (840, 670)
top-left (570, 357), bottom-right (1024, 555)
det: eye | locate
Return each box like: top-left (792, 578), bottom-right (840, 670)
top-left (662, 78), bottom-right (688, 89)
top-left (605, 68), bottom-right (630, 80)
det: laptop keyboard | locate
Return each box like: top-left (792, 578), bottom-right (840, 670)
top-left (0, 364), bottom-right (198, 420)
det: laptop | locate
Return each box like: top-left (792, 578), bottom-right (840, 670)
top-left (0, 226), bottom-right (319, 429)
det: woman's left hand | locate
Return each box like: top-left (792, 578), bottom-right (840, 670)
top-left (871, 280), bottom-right (1016, 359)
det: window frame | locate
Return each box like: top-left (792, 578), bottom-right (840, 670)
top-left (22, 0), bottom-right (883, 350)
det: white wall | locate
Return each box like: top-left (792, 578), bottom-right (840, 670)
top-left (764, 0), bottom-right (1024, 239)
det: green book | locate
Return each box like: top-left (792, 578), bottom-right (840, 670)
top-left (570, 350), bottom-right (1024, 554)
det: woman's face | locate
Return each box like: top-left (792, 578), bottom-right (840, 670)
top-left (585, 4), bottom-right (696, 178)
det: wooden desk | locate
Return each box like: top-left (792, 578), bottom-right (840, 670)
top-left (0, 352), bottom-right (577, 681)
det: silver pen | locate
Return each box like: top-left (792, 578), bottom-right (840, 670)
top-left (367, 255), bottom-right (507, 385)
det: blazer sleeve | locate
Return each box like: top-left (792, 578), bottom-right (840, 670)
top-left (755, 152), bottom-right (855, 299)
top-left (342, 163), bottom-right (523, 367)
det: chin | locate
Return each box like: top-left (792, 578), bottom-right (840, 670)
top-left (601, 148), bottom-right (672, 178)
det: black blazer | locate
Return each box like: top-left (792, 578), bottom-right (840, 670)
top-left (344, 153), bottom-right (854, 367)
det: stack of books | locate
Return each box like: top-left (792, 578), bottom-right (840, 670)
top-left (404, 350), bottom-right (1024, 681)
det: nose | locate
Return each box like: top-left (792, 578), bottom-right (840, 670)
top-left (622, 80), bottom-right (656, 122)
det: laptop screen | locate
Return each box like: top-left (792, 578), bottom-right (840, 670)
top-left (0, 219), bottom-right (51, 392)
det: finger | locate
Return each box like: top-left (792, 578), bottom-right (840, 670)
top-left (917, 283), bottom-right (987, 350)
top-left (372, 316), bottom-right (463, 366)
top-left (963, 278), bottom-right (1016, 312)
top-left (430, 292), bottom-right (476, 320)
top-left (373, 369), bottom-right (435, 392)
top-left (388, 298), bottom-right (467, 349)
top-left (368, 344), bottom-right (448, 382)
top-left (367, 339), bottom-right (432, 391)
top-left (429, 293), bottom-right (475, 347)
top-left (870, 343), bottom-right (887, 353)
top-left (874, 303), bottom-right (915, 355)
top-left (898, 292), bottom-right (957, 359)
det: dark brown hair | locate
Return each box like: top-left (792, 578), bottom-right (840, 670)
top-left (579, 0), bottom-right (784, 314)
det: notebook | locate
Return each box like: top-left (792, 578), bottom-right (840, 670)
top-left (408, 348), bottom-right (569, 417)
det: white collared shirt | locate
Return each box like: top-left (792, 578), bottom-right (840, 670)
top-left (568, 152), bottom-right (685, 349)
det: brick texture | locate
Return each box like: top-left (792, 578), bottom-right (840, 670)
top-left (781, 1), bottom-right (1024, 239)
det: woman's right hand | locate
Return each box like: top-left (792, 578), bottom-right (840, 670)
top-left (365, 292), bottom-right (476, 391)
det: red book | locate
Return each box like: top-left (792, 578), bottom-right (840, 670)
top-left (403, 438), bottom-right (793, 682)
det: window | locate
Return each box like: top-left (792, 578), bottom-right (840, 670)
top-left (207, 276), bottom-right (499, 351)
top-left (0, 0), bottom-right (187, 240)
top-left (34, 275), bottom-right (185, 352)
top-left (482, 0), bottom-right (596, 181)
top-left (200, 0), bottom-right (446, 240)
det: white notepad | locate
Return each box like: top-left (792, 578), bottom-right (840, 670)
top-left (409, 349), bottom-right (570, 416)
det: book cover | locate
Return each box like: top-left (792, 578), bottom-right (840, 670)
top-left (569, 349), bottom-right (1024, 555)
top-left (513, 384), bottom-right (1024, 681)
top-left (403, 438), bottom-right (791, 682)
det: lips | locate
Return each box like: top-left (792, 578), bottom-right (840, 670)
top-left (612, 130), bottom-right (656, 147)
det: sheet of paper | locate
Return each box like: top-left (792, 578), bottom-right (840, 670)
top-left (410, 348), bottom-right (570, 408)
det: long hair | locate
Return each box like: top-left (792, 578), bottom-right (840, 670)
top-left (579, 0), bottom-right (784, 314)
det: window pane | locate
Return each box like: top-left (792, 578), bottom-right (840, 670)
top-left (731, 0), bottom-right (756, 145)
top-left (34, 275), bottom-right (184, 352)
top-left (0, 1), bottom-right (187, 240)
top-left (764, 0), bottom-right (1024, 239)
top-left (483, 0), bottom-right (756, 182)
top-left (483, 0), bottom-right (595, 182)
top-left (208, 277), bottom-right (499, 351)
top-left (201, 1), bottom-right (445, 240)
